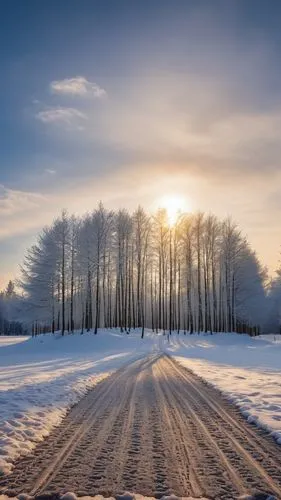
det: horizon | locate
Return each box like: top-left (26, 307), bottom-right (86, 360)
top-left (1, 0), bottom-right (281, 287)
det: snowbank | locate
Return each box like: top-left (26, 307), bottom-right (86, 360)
top-left (0, 330), bottom-right (159, 475)
top-left (165, 332), bottom-right (281, 446)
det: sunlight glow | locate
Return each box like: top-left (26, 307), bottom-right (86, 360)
top-left (156, 195), bottom-right (189, 226)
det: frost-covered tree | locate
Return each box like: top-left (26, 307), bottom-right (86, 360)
top-left (0, 281), bottom-right (26, 335)
top-left (18, 205), bottom-right (267, 335)
top-left (264, 262), bottom-right (281, 333)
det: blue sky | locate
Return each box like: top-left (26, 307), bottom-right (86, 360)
top-left (1, 0), bottom-right (281, 285)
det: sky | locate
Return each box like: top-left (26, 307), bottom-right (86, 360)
top-left (1, 0), bottom-right (281, 286)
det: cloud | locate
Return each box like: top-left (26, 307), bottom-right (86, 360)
top-left (36, 107), bottom-right (87, 124)
top-left (0, 185), bottom-right (45, 218)
top-left (78, 70), bottom-right (281, 181)
top-left (44, 168), bottom-right (56, 175)
top-left (50, 76), bottom-right (106, 98)
top-left (5, 17), bottom-right (281, 284)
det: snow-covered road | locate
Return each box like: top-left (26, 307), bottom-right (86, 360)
top-left (1, 329), bottom-right (281, 489)
top-left (1, 353), bottom-right (281, 500)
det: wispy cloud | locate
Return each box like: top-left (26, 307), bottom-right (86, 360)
top-left (50, 76), bottom-right (106, 98)
top-left (36, 107), bottom-right (87, 124)
top-left (0, 185), bottom-right (45, 219)
top-left (44, 168), bottom-right (56, 175)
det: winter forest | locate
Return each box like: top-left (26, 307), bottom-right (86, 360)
top-left (2, 202), bottom-right (279, 337)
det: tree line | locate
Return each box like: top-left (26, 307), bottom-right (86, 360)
top-left (18, 204), bottom-right (267, 336)
top-left (0, 281), bottom-right (27, 335)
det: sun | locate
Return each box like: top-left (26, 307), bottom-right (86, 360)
top-left (156, 194), bottom-right (188, 226)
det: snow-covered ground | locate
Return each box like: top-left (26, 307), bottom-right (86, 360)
top-left (0, 330), bottom-right (160, 475)
top-left (165, 332), bottom-right (281, 445)
top-left (0, 336), bottom-right (30, 347)
top-left (1, 330), bottom-right (281, 477)
top-left (258, 333), bottom-right (281, 344)
top-left (0, 493), bottom-right (209, 500)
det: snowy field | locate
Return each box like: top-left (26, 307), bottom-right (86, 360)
top-left (0, 336), bottom-right (30, 347)
top-left (258, 333), bottom-right (281, 343)
top-left (0, 330), bottom-right (160, 475)
top-left (166, 332), bottom-right (281, 446)
top-left (1, 330), bottom-right (281, 477)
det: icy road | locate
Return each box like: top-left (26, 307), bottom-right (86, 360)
top-left (1, 353), bottom-right (281, 500)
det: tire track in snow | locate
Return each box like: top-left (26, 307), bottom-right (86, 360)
top-left (1, 353), bottom-right (281, 499)
top-left (163, 355), bottom-right (281, 497)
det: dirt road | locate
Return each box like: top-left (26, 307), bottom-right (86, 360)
top-left (1, 354), bottom-right (281, 499)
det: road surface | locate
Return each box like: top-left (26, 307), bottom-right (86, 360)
top-left (1, 354), bottom-right (281, 499)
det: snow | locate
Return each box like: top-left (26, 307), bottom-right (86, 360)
top-left (0, 330), bottom-right (159, 475)
top-left (0, 494), bottom-right (210, 500)
top-left (1, 329), bottom-right (281, 479)
top-left (258, 334), bottom-right (281, 344)
top-left (165, 332), bottom-right (281, 446)
top-left (0, 336), bottom-right (30, 347)
top-left (0, 493), bottom-right (273, 500)
top-left (58, 493), bottom-right (210, 500)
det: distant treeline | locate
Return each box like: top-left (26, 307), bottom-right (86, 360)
top-left (0, 281), bottom-right (27, 336)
